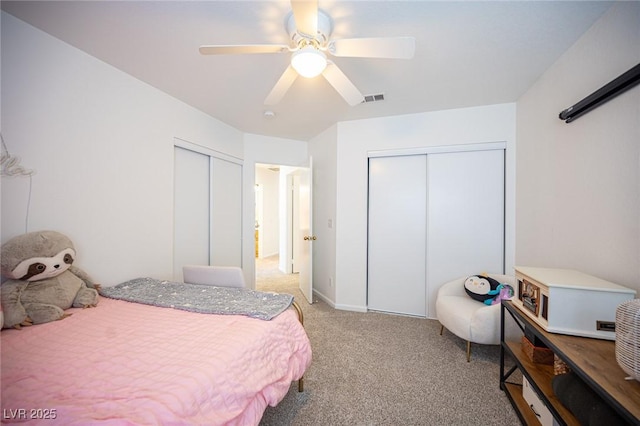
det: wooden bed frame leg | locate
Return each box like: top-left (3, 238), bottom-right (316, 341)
top-left (291, 301), bottom-right (303, 325)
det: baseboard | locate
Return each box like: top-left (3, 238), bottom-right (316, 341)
top-left (311, 290), bottom-right (368, 313)
top-left (312, 289), bottom-right (335, 307)
top-left (334, 303), bottom-right (368, 313)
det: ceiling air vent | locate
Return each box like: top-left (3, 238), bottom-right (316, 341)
top-left (363, 93), bottom-right (385, 103)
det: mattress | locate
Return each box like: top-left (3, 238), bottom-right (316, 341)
top-left (0, 297), bottom-right (312, 425)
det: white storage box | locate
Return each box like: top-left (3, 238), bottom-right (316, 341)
top-left (513, 267), bottom-right (636, 340)
top-left (522, 376), bottom-right (559, 426)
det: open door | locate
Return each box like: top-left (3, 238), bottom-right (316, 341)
top-left (293, 161), bottom-right (313, 304)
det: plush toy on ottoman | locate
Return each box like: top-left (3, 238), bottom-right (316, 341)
top-left (464, 273), bottom-right (514, 306)
top-left (0, 230), bottom-right (100, 329)
top-left (464, 274), bottom-right (502, 303)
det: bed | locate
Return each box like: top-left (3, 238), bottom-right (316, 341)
top-left (0, 281), bottom-right (312, 425)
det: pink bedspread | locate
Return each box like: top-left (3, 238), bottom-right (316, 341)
top-left (0, 297), bottom-right (311, 425)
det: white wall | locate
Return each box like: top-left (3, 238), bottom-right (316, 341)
top-left (8, 2), bottom-right (635, 308)
top-left (331, 103), bottom-right (517, 311)
top-left (516, 2), bottom-right (640, 292)
top-left (0, 12), bottom-right (244, 285)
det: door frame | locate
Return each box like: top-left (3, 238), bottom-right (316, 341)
top-left (252, 160), bottom-right (313, 303)
top-left (368, 141), bottom-right (506, 158)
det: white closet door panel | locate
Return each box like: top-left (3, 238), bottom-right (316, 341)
top-left (368, 155), bottom-right (427, 316)
top-left (211, 158), bottom-right (242, 267)
top-left (174, 146), bottom-right (210, 281)
top-left (426, 149), bottom-right (504, 318)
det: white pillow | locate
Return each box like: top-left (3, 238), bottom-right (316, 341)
top-left (182, 265), bottom-right (246, 288)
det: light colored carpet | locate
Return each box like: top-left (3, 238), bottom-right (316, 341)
top-left (257, 255), bottom-right (520, 425)
top-left (255, 255), bottom-right (301, 294)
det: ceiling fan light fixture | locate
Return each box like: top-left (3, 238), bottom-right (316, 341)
top-left (291, 46), bottom-right (327, 78)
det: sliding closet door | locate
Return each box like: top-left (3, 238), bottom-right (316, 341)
top-left (211, 157), bottom-right (242, 267)
top-left (368, 146), bottom-right (505, 318)
top-left (173, 144), bottom-right (243, 282)
top-left (425, 149), bottom-right (504, 318)
top-left (368, 155), bottom-right (427, 316)
top-left (174, 146), bottom-right (210, 281)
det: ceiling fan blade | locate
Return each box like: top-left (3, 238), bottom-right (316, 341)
top-left (291, 0), bottom-right (318, 37)
top-left (264, 65), bottom-right (299, 105)
top-left (328, 37), bottom-right (416, 59)
top-left (322, 62), bottom-right (363, 106)
top-left (199, 44), bottom-right (289, 55)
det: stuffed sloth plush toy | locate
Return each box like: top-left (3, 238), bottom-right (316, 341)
top-left (0, 230), bottom-right (99, 329)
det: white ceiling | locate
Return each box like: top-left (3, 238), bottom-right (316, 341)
top-left (2, 1), bottom-right (614, 141)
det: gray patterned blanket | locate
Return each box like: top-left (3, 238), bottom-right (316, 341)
top-left (100, 277), bottom-right (293, 320)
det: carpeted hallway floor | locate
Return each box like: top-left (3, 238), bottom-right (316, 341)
top-left (256, 255), bottom-right (521, 425)
top-left (255, 255), bottom-right (302, 295)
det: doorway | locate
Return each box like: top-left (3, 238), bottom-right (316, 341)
top-left (254, 163), bottom-right (298, 293)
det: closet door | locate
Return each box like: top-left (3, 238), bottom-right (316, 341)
top-left (174, 146), bottom-right (210, 281)
top-left (211, 157), bottom-right (242, 267)
top-left (173, 145), bottom-right (243, 282)
top-left (368, 155), bottom-right (427, 316)
top-left (426, 149), bottom-right (504, 318)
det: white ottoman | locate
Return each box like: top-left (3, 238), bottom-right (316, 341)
top-left (436, 274), bottom-right (519, 361)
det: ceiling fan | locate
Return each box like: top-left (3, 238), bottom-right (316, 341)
top-left (199, 0), bottom-right (415, 106)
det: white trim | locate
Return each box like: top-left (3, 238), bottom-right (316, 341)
top-left (174, 137), bottom-right (243, 165)
top-left (312, 289), bottom-right (333, 307)
top-left (368, 309), bottom-right (427, 319)
top-left (314, 288), bottom-right (369, 313)
top-left (334, 303), bottom-right (368, 313)
top-left (367, 141), bottom-right (506, 158)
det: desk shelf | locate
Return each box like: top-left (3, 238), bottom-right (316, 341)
top-left (500, 300), bottom-right (640, 425)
